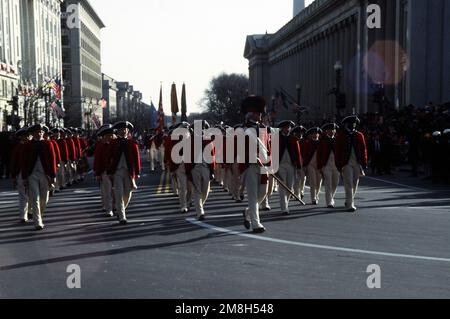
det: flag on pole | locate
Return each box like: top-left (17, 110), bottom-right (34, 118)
top-left (181, 83), bottom-right (188, 122)
top-left (170, 83), bottom-right (179, 125)
top-left (157, 85), bottom-right (165, 133)
top-left (51, 100), bottom-right (66, 118)
top-left (91, 114), bottom-right (101, 129)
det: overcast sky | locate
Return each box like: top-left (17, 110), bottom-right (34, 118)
top-left (91, 0), bottom-right (315, 114)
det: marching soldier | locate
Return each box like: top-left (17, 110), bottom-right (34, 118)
top-left (231, 124), bottom-right (245, 203)
top-left (186, 120), bottom-right (216, 221)
top-left (240, 96), bottom-right (270, 234)
top-left (154, 129), bottom-right (166, 171)
top-left (53, 128), bottom-right (69, 190)
top-left (20, 124), bottom-right (57, 230)
top-left (317, 123), bottom-right (340, 208)
top-left (303, 127), bottom-right (323, 205)
top-left (11, 127), bottom-right (32, 223)
top-left (168, 122), bottom-right (191, 213)
top-left (65, 129), bottom-right (77, 186)
top-left (277, 121), bottom-right (302, 215)
top-left (335, 116), bottom-right (368, 212)
top-left (106, 121), bottom-right (141, 224)
top-left (291, 126), bottom-right (307, 201)
top-left (94, 124), bottom-right (116, 217)
top-left (48, 130), bottom-right (61, 194)
top-left (260, 125), bottom-right (277, 212)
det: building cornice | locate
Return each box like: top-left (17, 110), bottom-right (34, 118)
top-left (80, 0), bottom-right (106, 28)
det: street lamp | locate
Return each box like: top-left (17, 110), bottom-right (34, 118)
top-left (332, 61), bottom-right (345, 120)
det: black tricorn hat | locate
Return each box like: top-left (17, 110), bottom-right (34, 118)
top-left (97, 124), bottom-right (115, 137)
top-left (27, 124), bottom-right (49, 134)
top-left (15, 127), bottom-right (29, 138)
top-left (306, 127), bottom-right (323, 136)
top-left (113, 121), bottom-right (134, 131)
top-left (322, 123), bottom-right (340, 131)
top-left (342, 115), bottom-right (361, 125)
top-left (241, 96), bottom-right (266, 114)
top-left (291, 126), bottom-right (307, 135)
top-left (277, 120), bottom-right (295, 129)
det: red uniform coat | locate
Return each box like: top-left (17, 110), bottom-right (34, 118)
top-left (106, 138), bottom-right (141, 179)
top-left (56, 139), bottom-right (69, 163)
top-left (279, 135), bottom-right (303, 168)
top-left (93, 142), bottom-right (110, 176)
top-left (335, 131), bottom-right (368, 172)
top-left (317, 137), bottom-right (337, 170)
top-left (20, 140), bottom-right (57, 179)
top-left (10, 142), bottom-right (28, 178)
top-left (73, 137), bottom-right (82, 159)
top-left (50, 140), bottom-right (61, 164)
top-left (66, 138), bottom-right (77, 161)
top-left (302, 139), bottom-right (320, 167)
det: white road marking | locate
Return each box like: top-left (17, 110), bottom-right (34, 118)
top-left (187, 219), bottom-right (450, 263)
top-left (375, 206), bottom-right (450, 211)
top-left (365, 176), bottom-right (429, 192)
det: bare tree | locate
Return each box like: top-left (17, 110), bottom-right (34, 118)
top-left (200, 73), bottom-right (249, 125)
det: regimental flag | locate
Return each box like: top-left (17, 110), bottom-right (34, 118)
top-left (181, 83), bottom-right (188, 122)
top-left (150, 101), bottom-right (158, 129)
top-left (170, 83), bottom-right (179, 125)
top-left (157, 85), bottom-right (165, 133)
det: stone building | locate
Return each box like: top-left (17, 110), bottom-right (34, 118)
top-left (244, 0), bottom-right (450, 122)
top-left (61, 0), bottom-right (105, 129)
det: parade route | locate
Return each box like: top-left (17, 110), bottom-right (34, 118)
top-left (0, 160), bottom-right (449, 299)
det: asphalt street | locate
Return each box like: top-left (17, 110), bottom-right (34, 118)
top-left (0, 157), bottom-right (449, 299)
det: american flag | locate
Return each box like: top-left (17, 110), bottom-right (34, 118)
top-left (92, 114), bottom-right (101, 129)
top-left (99, 98), bottom-right (107, 109)
top-left (157, 85), bottom-right (165, 133)
top-left (51, 100), bottom-right (66, 118)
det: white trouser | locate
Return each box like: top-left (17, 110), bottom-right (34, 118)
top-left (342, 158), bottom-right (361, 209)
top-left (55, 163), bottom-right (65, 190)
top-left (158, 147), bottom-right (165, 170)
top-left (191, 165), bottom-right (211, 217)
top-left (278, 163), bottom-right (296, 213)
top-left (67, 161), bottom-right (76, 184)
top-left (261, 175), bottom-right (274, 209)
top-left (231, 163), bottom-right (243, 200)
top-left (322, 162), bottom-right (340, 207)
top-left (17, 174), bottom-right (29, 220)
top-left (242, 165), bottom-right (268, 230)
top-left (294, 168), bottom-right (306, 199)
top-left (175, 164), bottom-right (188, 210)
top-left (28, 172), bottom-right (49, 228)
top-left (149, 146), bottom-right (157, 170)
top-left (114, 168), bottom-right (134, 221)
top-left (307, 164), bottom-right (322, 203)
top-left (101, 172), bottom-right (113, 214)
top-left (215, 164), bottom-right (225, 186)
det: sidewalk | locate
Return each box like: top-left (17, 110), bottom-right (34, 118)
top-left (365, 164), bottom-right (450, 191)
